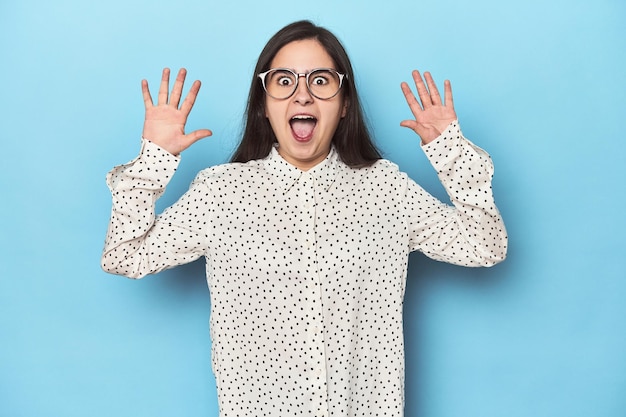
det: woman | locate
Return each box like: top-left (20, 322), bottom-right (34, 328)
top-left (102, 20), bottom-right (507, 417)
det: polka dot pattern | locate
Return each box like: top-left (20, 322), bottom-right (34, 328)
top-left (102, 121), bottom-right (507, 417)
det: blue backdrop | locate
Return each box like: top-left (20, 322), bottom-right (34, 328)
top-left (1, 0), bottom-right (625, 416)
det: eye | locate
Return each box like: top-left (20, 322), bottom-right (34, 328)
top-left (277, 76), bottom-right (294, 86)
top-left (268, 70), bottom-right (296, 88)
top-left (311, 74), bottom-right (330, 86)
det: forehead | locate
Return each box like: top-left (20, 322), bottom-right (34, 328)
top-left (270, 39), bottom-right (336, 70)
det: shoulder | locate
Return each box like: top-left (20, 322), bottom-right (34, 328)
top-left (371, 158), bottom-right (401, 172)
top-left (193, 159), bottom-right (267, 184)
top-left (361, 158), bottom-right (408, 183)
top-left (335, 158), bottom-right (410, 197)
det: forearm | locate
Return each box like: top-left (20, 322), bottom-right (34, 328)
top-left (411, 121), bottom-right (507, 266)
top-left (101, 139), bottom-right (207, 278)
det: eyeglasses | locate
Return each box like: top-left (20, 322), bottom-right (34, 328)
top-left (258, 68), bottom-right (346, 100)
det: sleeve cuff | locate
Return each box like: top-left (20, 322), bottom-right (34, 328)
top-left (105, 138), bottom-right (181, 190)
top-left (420, 120), bottom-right (463, 172)
top-left (140, 137), bottom-right (182, 165)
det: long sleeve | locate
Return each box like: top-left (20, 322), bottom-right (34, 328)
top-left (101, 139), bottom-right (212, 278)
top-left (406, 120), bottom-right (507, 266)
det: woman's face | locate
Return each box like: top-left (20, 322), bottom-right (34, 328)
top-left (265, 39), bottom-right (347, 171)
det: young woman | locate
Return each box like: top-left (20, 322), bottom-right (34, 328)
top-left (102, 20), bottom-right (507, 417)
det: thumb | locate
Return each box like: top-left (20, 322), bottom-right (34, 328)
top-left (183, 129), bottom-right (212, 147)
top-left (399, 120), bottom-right (418, 131)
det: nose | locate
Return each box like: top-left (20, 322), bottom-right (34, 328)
top-left (293, 73), bottom-right (313, 104)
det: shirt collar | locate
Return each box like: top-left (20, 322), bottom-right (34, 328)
top-left (264, 145), bottom-right (340, 194)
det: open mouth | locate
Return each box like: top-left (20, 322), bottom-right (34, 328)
top-left (290, 115), bottom-right (317, 141)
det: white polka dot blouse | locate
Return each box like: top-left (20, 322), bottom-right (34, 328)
top-left (102, 121), bottom-right (507, 417)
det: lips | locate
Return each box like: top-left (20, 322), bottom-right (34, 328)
top-left (289, 114), bottom-right (317, 141)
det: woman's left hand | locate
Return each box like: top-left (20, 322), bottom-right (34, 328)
top-left (400, 70), bottom-right (457, 144)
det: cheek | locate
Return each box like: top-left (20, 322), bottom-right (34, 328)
top-left (264, 100), bottom-right (285, 122)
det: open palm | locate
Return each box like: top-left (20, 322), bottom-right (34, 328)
top-left (142, 68), bottom-right (212, 155)
top-left (400, 70), bottom-right (457, 144)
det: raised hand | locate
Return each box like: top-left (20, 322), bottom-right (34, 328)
top-left (400, 70), bottom-right (457, 144)
top-left (141, 68), bottom-right (212, 155)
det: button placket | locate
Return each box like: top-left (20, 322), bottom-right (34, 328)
top-left (298, 173), bottom-right (329, 416)
top-left (299, 173), bottom-right (316, 255)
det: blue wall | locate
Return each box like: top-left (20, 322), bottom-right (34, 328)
top-left (1, 0), bottom-right (625, 416)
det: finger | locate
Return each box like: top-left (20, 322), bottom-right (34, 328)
top-left (400, 81), bottom-right (423, 115)
top-left (424, 72), bottom-right (442, 106)
top-left (157, 68), bottom-right (171, 106)
top-left (443, 79), bottom-right (454, 108)
top-left (188, 129), bottom-right (213, 142)
top-left (399, 119), bottom-right (419, 131)
top-left (141, 79), bottom-right (153, 109)
top-left (412, 70), bottom-right (433, 108)
top-left (179, 79), bottom-right (202, 116)
top-left (169, 68), bottom-right (187, 108)
top-left (182, 129), bottom-right (213, 149)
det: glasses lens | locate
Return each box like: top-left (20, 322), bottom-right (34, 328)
top-left (307, 69), bottom-right (342, 99)
top-left (264, 69), bottom-right (297, 99)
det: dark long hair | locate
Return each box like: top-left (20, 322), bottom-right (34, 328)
top-left (230, 20), bottom-right (381, 168)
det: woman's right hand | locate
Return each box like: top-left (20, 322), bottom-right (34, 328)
top-left (141, 68), bottom-right (212, 155)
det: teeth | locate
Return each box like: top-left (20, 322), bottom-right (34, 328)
top-left (291, 115), bottom-right (316, 120)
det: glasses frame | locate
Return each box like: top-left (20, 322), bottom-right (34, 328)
top-left (258, 68), bottom-right (346, 100)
